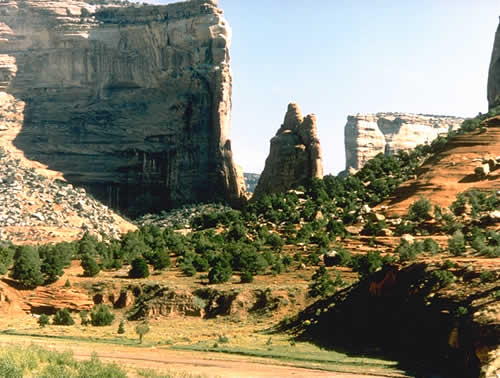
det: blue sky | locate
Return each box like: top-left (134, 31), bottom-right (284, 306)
top-left (149, 0), bottom-right (500, 175)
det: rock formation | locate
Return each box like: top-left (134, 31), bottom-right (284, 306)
top-left (488, 17), bottom-right (500, 109)
top-left (344, 113), bottom-right (464, 172)
top-left (0, 0), bottom-right (245, 216)
top-left (254, 103), bottom-right (323, 197)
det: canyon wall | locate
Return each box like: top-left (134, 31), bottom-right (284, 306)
top-left (0, 0), bottom-right (245, 216)
top-left (253, 103), bottom-right (322, 197)
top-left (344, 113), bottom-right (464, 172)
top-left (488, 17), bottom-right (500, 109)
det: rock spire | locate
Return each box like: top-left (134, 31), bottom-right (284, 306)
top-left (253, 103), bottom-right (323, 197)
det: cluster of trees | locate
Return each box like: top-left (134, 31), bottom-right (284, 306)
top-left (39, 304), bottom-right (115, 328)
top-left (2, 107), bottom-right (499, 291)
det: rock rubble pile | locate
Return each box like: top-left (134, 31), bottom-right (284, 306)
top-left (0, 147), bottom-right (132, 243)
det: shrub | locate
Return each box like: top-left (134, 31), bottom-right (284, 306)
top-left (479, 271), bottom-right (495, 283)
top-left (450, 193), bottom-right (467, 216)
top-left (448, 230), bottom-right (466, 256)
top-left (53, 309), bottom-right (75, 326)
top-left (38, 314), bottom-right (50, 328)
top-left (117, 319), bottom-right (125, 334)
top-left (0, 246), bottom-right (14, 275)
top-left (81, 254), bottom-right (100, 277)
top-left (208, 258), bottom-right (232, 284)
top-left (90, 304), bottom-right (115, 326)
top-left (407, 197), bottom-right (432, 222)
top-left (80, 310), bottom-right (89, 326)
top-left (309, 266), bottom-right (343, 298)
top-left (395, 240), bottom-right (418, 261)
top-left (361, 220), bottom-right (387, 236)
top-left (423, 238), bottom-right (440, 255)
top-left (135, 323), bottom-right (150, 344)
top-left (240, 271), bottom-right (254, 283)
top-left (350, 251), bottom-right (385, 278)
top-left (431, 270), bottom-right (456, 287)
top-left (181, 261), bottom-right (197, 277)
top-left (150, 249), bottom-right (170, 271)
top-left (128, 257), bottom-right (150, 279)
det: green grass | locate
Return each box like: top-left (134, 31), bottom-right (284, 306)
top-left (0, 345), bottom-right (126, 377)
top-left (171, 338), bottom-right (407, 377)
top-left (0, 329), bottom-right (144, 347)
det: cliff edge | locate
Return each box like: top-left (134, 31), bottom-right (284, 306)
top-left (0, 0), bottom-right (246, 216)
top-left (344, 113), bottom-right (464, 173)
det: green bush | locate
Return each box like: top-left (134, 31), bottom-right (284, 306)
top-left (80, 310), bottom-right (89, 326)
top-left (350, 251), bottom-right (386, 278)
top-left (431, 270), bottom-right (456, 287)
top-left (448, 230), bottom-right (466, 256)
top-left (38, 314), bottom-right (50, 328)
top-left (309, 266), bottom-right (342, 298)
top-left (361, 220), bottom-right (387, 236)
top-left (53, 308), bottom-right (75, 326)
top-left (10, 245), bottom-right (44, 289)
top-left (117, 320), bottom-right (125, 334)
top-left (90, 304), bottom-right (115, 326)
top-left (395, 240), bottom-right (421, 261)
top-left (479, 271), bottom-right (496, 283)
top-left (208, 258), bottom-right (232, 284)
top-left (135, 323), bottom-right (150, 344)
top-left (81, 254), bottom-right (100, 277)
top-left (450, 193), bottom-right (467, 216)
top-left (407, 197), bottom-right (432, 222)
top-left (423, 238), bottom-right (440, 255)
top-left (128, 257), bottom-right (150, 279)
top-left (240, 271), bottom-right (254, 283)
top-left (150, 249), bottom-right (170, 271)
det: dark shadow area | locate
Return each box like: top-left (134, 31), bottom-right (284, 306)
top-left (384, 182), bottom-right (436, 207)
top-left (275, 264), bottom-right (489, 378)
top-left (459, 174), bottom-right (481, 184)
top-left (1, 277), bottom-right (27, 290)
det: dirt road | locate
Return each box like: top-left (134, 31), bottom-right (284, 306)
top-left (0, 334), bottom-right (398, 378)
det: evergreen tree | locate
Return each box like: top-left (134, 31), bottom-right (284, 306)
top-left (10, 245), bottom-right (44, 289)
top-left (81, 254), bottom-right (100, 277)
top-left (128, 257), bottom-right (150, 279)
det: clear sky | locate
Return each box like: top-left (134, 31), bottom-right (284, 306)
top-left (147, 0), bottom-right (500, 175)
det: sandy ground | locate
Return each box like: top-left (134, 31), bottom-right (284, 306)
top-left (0, 334), bottom-right (396, 378)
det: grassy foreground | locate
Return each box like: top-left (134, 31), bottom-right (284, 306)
top-left (0, 344), bottom-right (201, 378)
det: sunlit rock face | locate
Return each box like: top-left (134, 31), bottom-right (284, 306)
top-left (488, 17), bottom-right (500, 109)
top-left (254, 102), bottom-right (323, 197)
top-left (0, 0), bottom-right (245, 216)
top-left (344, 113), bottom-right (464, 172)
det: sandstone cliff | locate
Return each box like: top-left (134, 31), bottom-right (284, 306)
top-left (253, 103), bottom-right (323, 197)
top-left (344, 113), bottom-right (464, 172)
top-left (0, 0), bottom-right (245, 216)
top-left (488, 17), bottom-right (500, 109)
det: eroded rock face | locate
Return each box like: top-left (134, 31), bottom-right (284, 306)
top-left (488, 17), bottom-right (500, 109)
top-left (344, 113), bottom-right (464, 172)
top-left (0, 0), bottom-right (245, 216)
top-left (254, 103), bottom-right (323, 196)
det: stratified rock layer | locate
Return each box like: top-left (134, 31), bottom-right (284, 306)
top-left (488, 17), bottom-right (500, 109)
top-left (344, 113), bottom-right (464, 172)
top-left (254, 103), bottom-right (322, 196)
top-left (0, 0), bottom-right (245, 216)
